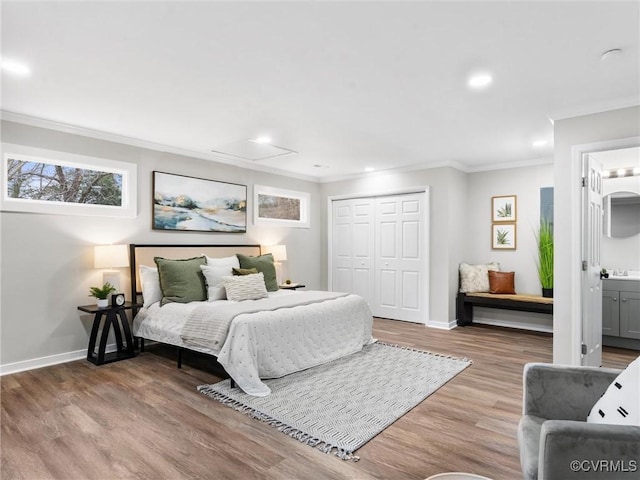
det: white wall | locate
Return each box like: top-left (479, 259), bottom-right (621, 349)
top-left (0, 120), bottom-right (323, 370)
top-left (465, 163), bottom-right (554, 331)
top-left (553, 106), bottom-right (640, 365)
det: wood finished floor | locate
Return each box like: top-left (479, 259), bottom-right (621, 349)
top-left (1, 320), bottom-right (637, 480)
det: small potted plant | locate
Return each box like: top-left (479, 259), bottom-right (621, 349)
top-left (89, 282), bottom-right (116, 308)
top-left (536, 218), bottom-right (554, 297)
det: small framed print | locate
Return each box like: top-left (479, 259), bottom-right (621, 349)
top-left (492, 223), bottom-right (517, 250)
top-left (492, 195), bottom-right (517, 222)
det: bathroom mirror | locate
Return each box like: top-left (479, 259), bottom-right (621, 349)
top-left (604, 191), bottom-right (640, 238)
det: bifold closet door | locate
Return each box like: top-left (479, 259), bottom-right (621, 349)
top-left (372, 193), bottom-right (425, 323)
top-left (331, 198), bottom-right (375, 306)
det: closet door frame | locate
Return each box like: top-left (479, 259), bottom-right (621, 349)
top-left (327, 186), bottom-right (430, 324)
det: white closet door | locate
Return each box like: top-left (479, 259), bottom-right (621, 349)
top-left (373, 193), bottom-right (425, 323)
top-left (331, 198), bottom-right (375, 305)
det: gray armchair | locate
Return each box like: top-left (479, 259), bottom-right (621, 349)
top-left (518, 363), bottom-right (640, 480)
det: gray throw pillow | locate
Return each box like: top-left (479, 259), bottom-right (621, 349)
top-left (154, 256), bottom-right (207, 306)
top-left (236, 253), bottom-right (278, 291)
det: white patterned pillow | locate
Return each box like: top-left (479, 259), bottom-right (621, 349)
top-left (140, 265), bottom-right (162, 307)
top-left (587, 356), bottom-right (640, 426)
top-left (222, 272), bottom-right (268, 302)
top-left (459, 262), bottom-right (500, 293)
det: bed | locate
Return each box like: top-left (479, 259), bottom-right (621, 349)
top-left (129, 244), bottom-right (374, 396)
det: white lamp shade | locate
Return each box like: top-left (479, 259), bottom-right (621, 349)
top-left (262, 244), bottom-right (287, 262)
top-left (94, 244), bottom-right (129, 269)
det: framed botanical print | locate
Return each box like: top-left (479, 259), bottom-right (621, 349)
top-left (492, 223), bottom-right (517, 250)
top-left (492, 195), bottom-right (517, 222)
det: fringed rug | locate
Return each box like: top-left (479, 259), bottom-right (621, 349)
top-left (198, 342), bottom-right (472, 460)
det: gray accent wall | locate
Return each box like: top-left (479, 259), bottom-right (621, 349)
top-left (0, 120), bottom-right (323, 368)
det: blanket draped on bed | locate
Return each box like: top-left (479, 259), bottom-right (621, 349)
top-left (180, 291), bottom-right (349, 350)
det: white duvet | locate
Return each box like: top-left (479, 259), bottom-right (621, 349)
top-left (132, 290), bottom-right (374, 396)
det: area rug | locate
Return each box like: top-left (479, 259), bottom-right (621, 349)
top-left (198, 342), bottom-right (472, 460)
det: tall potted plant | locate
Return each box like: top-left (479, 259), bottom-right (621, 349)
top-left (536, 218), bottom-right (554, 298)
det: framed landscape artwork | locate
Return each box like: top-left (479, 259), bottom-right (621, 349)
top-left (152, 171), bottom-right (247, 232)
top-left (254, 185), bottom-right (310, 228)
top-left (492, 223), bottom-right (517, 250)
top-left (492, 195), bottom-right (517, 222)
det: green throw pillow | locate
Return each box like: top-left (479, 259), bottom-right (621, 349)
top-left (154, 256), bottom-right (207, 306)
top-left (232, 267), bottom-right (259, 276)
top-left (236, 253), bottom-right (278, 291)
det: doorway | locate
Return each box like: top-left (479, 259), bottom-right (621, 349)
top-left (576, 139), bottom-right (640, 366)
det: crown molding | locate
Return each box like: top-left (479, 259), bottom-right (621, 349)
top-left (548, 96), bottom-right (639, 122)
top-left (0, 110), bottom-right (319, 183)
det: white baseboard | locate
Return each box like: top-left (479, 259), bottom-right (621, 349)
top-left (471, 319), bottom-right (553, 333)
top-left (427, 319), bottom-right (458, 330)
top-left (0, 343), bottom-right (118, 376)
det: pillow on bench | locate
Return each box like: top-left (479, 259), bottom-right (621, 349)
top-left (488, 271), bottom-right (516, 294)
top-left (459, 262), bottom-right (500, 293)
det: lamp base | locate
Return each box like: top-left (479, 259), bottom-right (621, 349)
top-left (103, 271), bottom-right (121, 292)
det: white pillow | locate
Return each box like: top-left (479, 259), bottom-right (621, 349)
top-left (204, 254), bottom-right (240, 269)
top-left (459, 262), bottom-right (500, 293)
top-left (222, 272), bottom-right (268, 302)
top-left (139, 265), bottom-right (162, 307)
top-left (200, 264), bottom-right (234, 301)
top-left (587, 356), bottom-right (640, 426)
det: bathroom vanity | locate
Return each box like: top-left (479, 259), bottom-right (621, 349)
top-left (603, 276), bottom-right (640, 350)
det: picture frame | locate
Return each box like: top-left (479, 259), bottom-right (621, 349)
top-left (254, 185), bottom-right (310, 228)
top-left (152, 171), bottom-right (247, 232)
top-left (492, 195), bottom-right (517, 222)
top-left (492, 223), bottom-right (517, 250)
top-left (1, 143), bottom-right (137, 218)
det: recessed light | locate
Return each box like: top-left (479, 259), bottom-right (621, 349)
top-left (364, 167), bottom-right (375, 172)
top-left (1, 58), bottom-right (30, 76)
top-left (617, 168), bottom-right (626, 177)
top-left (532, 140), bottom-right (548, 148)
top-left (634, 167), bottom-right (640, 176)
top-left (602, 170), bottom-right (611, 179)
top-left (252, 136), bottom-right (272, 144)
top-left (467, 72), bottom-right (493, 90)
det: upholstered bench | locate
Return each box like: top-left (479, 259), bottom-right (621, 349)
top-left (456, 292), bottom-right (553, 326)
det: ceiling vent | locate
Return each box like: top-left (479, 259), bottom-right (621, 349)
top-left (211, 139), bottom-right (297, 161)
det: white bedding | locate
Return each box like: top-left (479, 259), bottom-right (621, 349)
top-left (132, 290), bottom-right (374, 396)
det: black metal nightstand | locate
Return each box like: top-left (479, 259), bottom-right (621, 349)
top-left (279, 283), bottom-right (306, 290)
top-left (78, 301), bottom-right (141, 365)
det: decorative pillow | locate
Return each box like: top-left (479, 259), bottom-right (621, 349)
top-left (200, 265), bottom-right (232, 301)
top-left (232, 267), bottom-right (259, 276)
top-left (236, 253), bottom-right (278, 292)
top-left (139, 265), bottom-right (162, 307)
top-left (154, 256), bottom-right (207, 306)
top-left (222, 272), bottom-right (268, 302)
top-left (488, 271), bottom-right (516, 294)
top-left (459, 262), bottom-right (500, 293)
top-left (204, 255), bottom-right (240, 270)
top-left (587, 356), bottom-right (640, 426)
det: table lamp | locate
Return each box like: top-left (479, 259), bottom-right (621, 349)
top-left (262, 244), bottom-right (287, 284)
top-left (94, 244), bottom-right (129, 293)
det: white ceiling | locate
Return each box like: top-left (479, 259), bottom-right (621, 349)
top-left (2, 1), bottom-right (639, 182)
